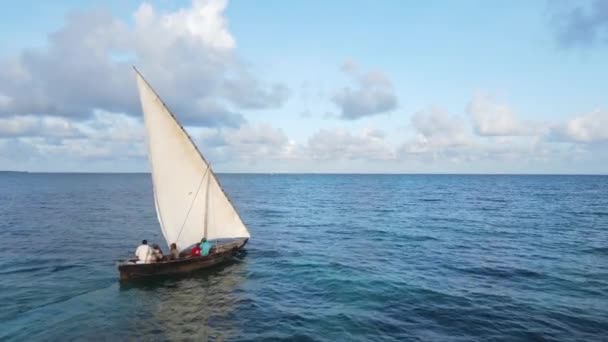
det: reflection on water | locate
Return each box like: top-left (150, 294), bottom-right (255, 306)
top-left (119, 254), bottom-right (248, 341)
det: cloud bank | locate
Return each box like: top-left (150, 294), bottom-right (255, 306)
top-left (0, 1), bottom-right (606, 173)
top-left (0, 0), bottom-right (288, 128)
top-left (467, 94), bottom-right (543, 136)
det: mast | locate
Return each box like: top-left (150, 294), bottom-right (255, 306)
top-left (203, 174), bottom-right (210, 239)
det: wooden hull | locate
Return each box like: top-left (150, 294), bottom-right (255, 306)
top-left (118, 239), bottom-right (247, 281)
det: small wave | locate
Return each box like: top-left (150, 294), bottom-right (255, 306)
top-left (405, 235), bottom-right (439, 241)
top-left (563, 210), bottom-right (608, 217)
top-left (359, 228), bottom-right (393, 237)
top-left (584, 247), bottom-right (608, 255)
top-left (420, 198), bottom-right (442, 202)
top-left (328, 260), bottom-right (361, 272)
top-left (3, 282), bottom-right (117, 324)
top-left (374, 208), bottom-right (396, 213)
top-left (0, 266), bottom-right (49, 275)
top-left (255, 249), bottom-right (282, 258)
top-left (256, 208), bottom-right (285, 216)
top-left (476, 197), bottom-right (508, 203)
top-left (51, 264), bottom-right (84, 273)
top-left (0, 264), bottom-right (84, 276)
top-left (455, 266), bottom-right (543, 279)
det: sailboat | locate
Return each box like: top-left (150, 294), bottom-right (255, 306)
top-left (118, 67), bottom-right (250, 281)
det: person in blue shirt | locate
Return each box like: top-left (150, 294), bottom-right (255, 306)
top-left (201, 238), bottom-right (213, 256)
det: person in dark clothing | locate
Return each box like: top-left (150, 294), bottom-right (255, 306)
top-left (169, 243), bottom-right (179, 260)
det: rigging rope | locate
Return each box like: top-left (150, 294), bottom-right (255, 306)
top-left (175, 166), bottom-right (210, 245)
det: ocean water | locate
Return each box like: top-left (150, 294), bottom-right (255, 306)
top-left (0, 173), bottom-right (607, 341)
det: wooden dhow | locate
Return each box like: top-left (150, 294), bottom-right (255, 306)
top-left (118, 68), bottom-right (250, 281)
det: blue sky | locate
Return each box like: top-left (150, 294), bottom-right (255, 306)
top-left (0, 0), bottom-right (607, 173)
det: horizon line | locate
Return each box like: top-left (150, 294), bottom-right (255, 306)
top-left (1, 170), bottom-right (607, 176)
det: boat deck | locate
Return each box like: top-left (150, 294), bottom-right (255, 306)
top-left (118, 238), bottom-right (247, 281)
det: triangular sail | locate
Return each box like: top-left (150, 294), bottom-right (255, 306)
top-left (134, 69), bottom-right (250, 252)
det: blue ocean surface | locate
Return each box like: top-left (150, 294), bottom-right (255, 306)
top-left (0, 173), bottom-right (607, 341)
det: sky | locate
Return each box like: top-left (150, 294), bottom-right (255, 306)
top-left (0, 0), bottom-right (607, 173)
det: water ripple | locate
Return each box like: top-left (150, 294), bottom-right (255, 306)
top-left (1, 173), bottom-right (607, 341)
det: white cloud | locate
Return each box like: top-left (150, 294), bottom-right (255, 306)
top-left (79, 110), bottom-right (145, 143)
top-left (196, 124), bottom-right (396, 166)
top-left (467, 94), bottom-right (541, 136)
top-left (331, 61), bottom-right (398, 120)
top-left (223, 124), bottom-right (294, 161)
top-left (0, 93), bottom-right (11, 109)
top-left (186, 124), bottom-right (401, 172)
top-left (399, 107), bottom-right (554, 166)
top-left (197, 124), bottom-right (298, 164)
top-left (550, 109), bottom-right (608, 143)
top-left (402, 107), bottom-right (472, 155)
top-left (1, 106), bottom-right (605, 173)
top-left (0, 111), bottom-right (148, 171)
top-left (132, 110), bottom-right (606, 172)
top-left (0, 116), bottom-right (83, 138)
top-left (0, 0), bottom-right (288, 128)
top-left (130, 1), bottom-right (288, 122)
top-left (307, 128), bottom-right (396, 161)
top-left (0, 11), bottom-right (133, 120)
top-left (161, 0), bottom-right (235, 50)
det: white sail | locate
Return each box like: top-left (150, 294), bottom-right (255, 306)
top-left (134, 69), bottom-right (250, 252)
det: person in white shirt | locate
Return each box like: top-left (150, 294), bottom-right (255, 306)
top-left (135, 240), bottom-right (154, 264)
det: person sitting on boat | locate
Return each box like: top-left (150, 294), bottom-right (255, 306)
top-left (169, 243), bottom-right (179, 260)
top-left (190, 243), bottom-right (201, 257)
top-left (135, 240), bottom-right (154, 264)
top-left (152, 244), bottom-right (164, 262)
top-left (201, 238), bottom-right (213, 257)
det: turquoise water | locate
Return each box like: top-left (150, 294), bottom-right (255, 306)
top-left (1, 173), bottom-right (607, 341)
